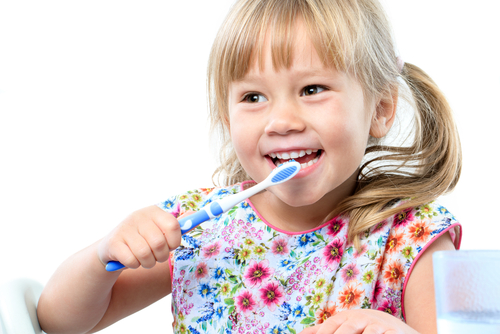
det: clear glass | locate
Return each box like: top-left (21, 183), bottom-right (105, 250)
top-left (433, 250), bottom-right (500, 334)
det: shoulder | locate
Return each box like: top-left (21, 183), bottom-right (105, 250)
top-left (366, 200), bottom-right (461, 319)
top-left (375, 199), bottom-right (462, 290)
top-left (155, 183), bottom-right (244, 217)
top-left (387, 200), bottom-right (461, 250)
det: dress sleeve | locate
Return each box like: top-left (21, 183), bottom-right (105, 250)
top-left (376, 201), bottom-right (461, 321)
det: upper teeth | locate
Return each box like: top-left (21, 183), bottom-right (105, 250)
top-left (269, 149), bottom-right (317, 159)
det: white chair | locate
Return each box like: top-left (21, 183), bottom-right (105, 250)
top-left (0, 279), bottom-right (43, 334)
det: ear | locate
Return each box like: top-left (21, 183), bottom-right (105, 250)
top-left (369, 87), bottom-right (398, 138)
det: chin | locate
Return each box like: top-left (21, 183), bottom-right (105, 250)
top-left (271, 188), bottom-right (328, 208)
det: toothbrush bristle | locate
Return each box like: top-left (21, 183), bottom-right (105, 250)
top-left (271, 165), bottom-right (299, 183)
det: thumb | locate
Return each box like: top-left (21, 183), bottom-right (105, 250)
top-left (178, 210), bottom-right (196, 220)
top-left (298, 326), bottom-right (319, 334)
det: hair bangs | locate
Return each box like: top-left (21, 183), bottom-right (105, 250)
top-left (223, 0), bottom-right (368, 80)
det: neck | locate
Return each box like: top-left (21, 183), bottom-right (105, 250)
top-left (249, 170), bottom-right (358, 232)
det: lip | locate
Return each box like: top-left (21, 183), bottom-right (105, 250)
top-left (264, 149), bottom-right (323, 179)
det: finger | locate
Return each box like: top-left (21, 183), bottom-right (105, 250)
top-left (361, 324), bottom-right (386, 334)
top-left (138, 220), bottom-right (170, 263)
top-left (108, 239), bottom-right (140, 270)
top-left (298, 326), bottom-right (319, 334)
top-left (150, 206), bottom-right (182, 250)
top-left (323, 318), bottom-right (374, 334)
top-left (178, 210), bottom-right (195, 219)
top-left (124, 232), bottom-right (157, 269)
top-left (315, 313), bottom-right (346, 334)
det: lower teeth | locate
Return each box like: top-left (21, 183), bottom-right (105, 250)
top-left (275, 156), bottom-right (319, 168)
top-left (300, 156), bottom-right (319, 169)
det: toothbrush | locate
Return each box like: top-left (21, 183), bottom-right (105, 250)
top-left (106, 160), bottom-right (301, 271)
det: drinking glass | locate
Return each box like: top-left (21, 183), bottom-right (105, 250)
top-left (433, 250), bottom-right (500, 334)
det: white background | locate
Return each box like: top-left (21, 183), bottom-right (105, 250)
top-left (1, 1), bottom-right (499, 333)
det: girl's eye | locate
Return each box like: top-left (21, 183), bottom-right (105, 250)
top-left (243, 93), bottom-right (268, 103)
top-left (302, 85), bottom-right (325, 96)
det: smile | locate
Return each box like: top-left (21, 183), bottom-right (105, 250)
top-left (267, 149), bottom-right (322, 169)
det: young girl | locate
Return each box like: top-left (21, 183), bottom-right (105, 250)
top-left (37, 0), bottom-right (462, 333)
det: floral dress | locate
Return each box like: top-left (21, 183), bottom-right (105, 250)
top-left (157, 182), bottom-right (461, 334)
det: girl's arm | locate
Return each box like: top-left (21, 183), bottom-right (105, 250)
top-left (37, 206), bottom-right (181, 334)
top-left (403, 231), bottom-right (455, 334)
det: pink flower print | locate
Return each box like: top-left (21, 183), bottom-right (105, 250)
top-left (378, 299), bottom-right (398, 316)
top-left (259, 281), bottom-right (285, 311)
top-left (194, 262), bottom-right (208, 280)
top-left (202, 241), bottom-right (222, 259)
top-left (371, 279), bottom-right (385, 304)
top-left (353, 244), bottom-right (368, 258)
top-left (326, 219), bottom-right (345, 237)
top-left (235, 290), bottom-right (258, 316)
top-left (341, 263), bottom-right (360, 283)
top-left (371, 220), bottom-right (387, 234)
top-left (271, 237), bottom-right (289, 255)
top-left (321, 239), bottom-right (344, 270)
top-left (393, 208), bottom-right (414, 228)
top-left (243, 260), bottom-right (274, 287)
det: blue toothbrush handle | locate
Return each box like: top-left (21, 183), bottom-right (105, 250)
top-left (177, 202), bottom-right (223, 233)
top-left (106, 261), bottom-right (125, 271)
top-left (105, 202), bottom-right (224, 272)
top-left (178, 209), bottom-right (210, 234)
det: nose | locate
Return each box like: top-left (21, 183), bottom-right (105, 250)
top-left (264, 100), bottom-right (306, 136)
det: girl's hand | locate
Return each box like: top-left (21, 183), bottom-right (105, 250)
top-left (299, 309), bottom-right (420, 334)
top-left (98, 205), bottom-right (182, 270)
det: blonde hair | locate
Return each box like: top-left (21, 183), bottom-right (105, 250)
top-left (207, 0), bottom-right (461, 246)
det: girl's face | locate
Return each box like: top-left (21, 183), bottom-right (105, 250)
top-left (228, 21), bottom-right (379, 208)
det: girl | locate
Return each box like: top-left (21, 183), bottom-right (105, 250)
top-left (37, 0), bottom-right (462, 333)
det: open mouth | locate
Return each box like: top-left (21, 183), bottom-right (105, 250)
top-left (268, 149), bottom-right (323, 169)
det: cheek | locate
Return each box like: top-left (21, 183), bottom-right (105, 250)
top-left (319, 103), bottom-right (372, 162)
top-left (229, 116), bottom-right (245, 151)
top-left (229, 114), bottom-right (258, 166)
